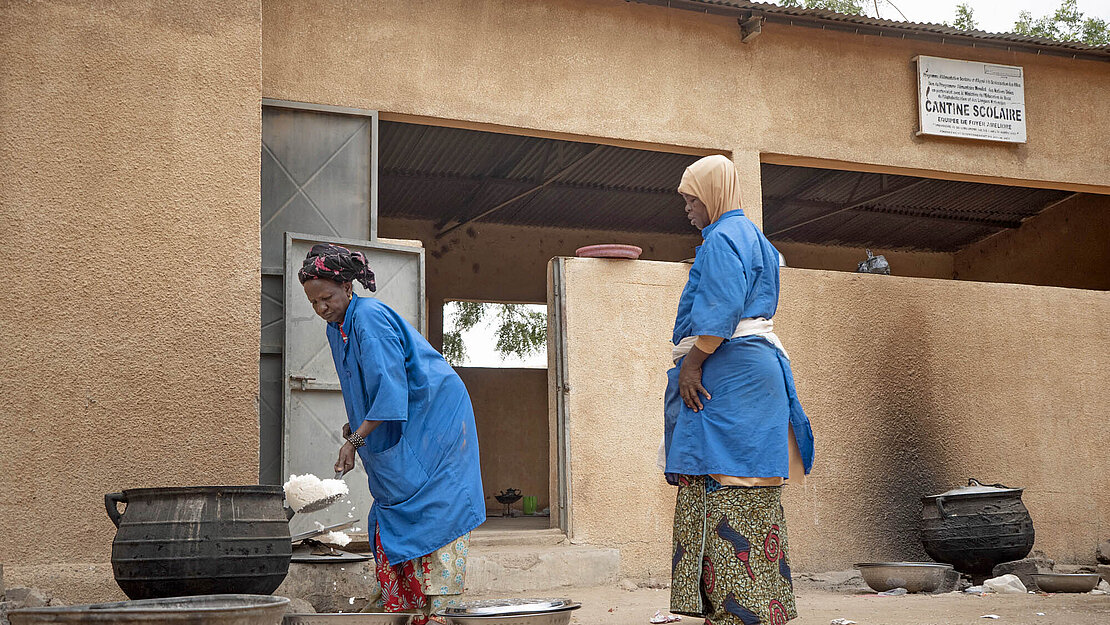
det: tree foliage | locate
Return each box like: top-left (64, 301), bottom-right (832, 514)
top-left (1013, 0), bottom-right (1109, 45)
top-left (948, 3), bottom-right (978, 31)
top-left (441, 301), bottom-right (547, 366)
top-left (778, 0), bottom-right (866, 15)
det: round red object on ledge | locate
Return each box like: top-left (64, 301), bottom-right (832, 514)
top-left (575, 244), bottom-right (643, 259)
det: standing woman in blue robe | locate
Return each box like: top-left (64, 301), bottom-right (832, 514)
top-left (663, 156), bottom-right (815, 625)
top-left (298, 244), bottom-right (485, 625)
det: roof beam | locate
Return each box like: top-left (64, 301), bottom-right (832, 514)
top-left (766, 178), bottom-right (930, 236)
top-left (766, 196), bottom-right (1027, 229)
top-left (383, 167), bottom-right (680, 197)
top-left (434, 145), bottom-right (606, 239)
top-left (849, 205), bottom-right (1024, 228)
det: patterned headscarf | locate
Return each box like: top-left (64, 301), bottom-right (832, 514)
top-left (678, 154), bottom-right (743, 225)
top-left (297, 243), bottom-right (377, 291)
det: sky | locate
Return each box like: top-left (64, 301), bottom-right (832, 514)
top-left (856, 0), bottom-right (1109, 34)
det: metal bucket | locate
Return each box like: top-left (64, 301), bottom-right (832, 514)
top-left (9, 594), bottom-right (289, 624)
top-left (105, 486), bottom-right (292, 599)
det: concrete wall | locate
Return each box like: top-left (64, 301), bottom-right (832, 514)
top-left (458, 367), bottom-right (552, 513)
top-left (264, 0), bottom-right (1110, 236)
top-left (556, 258), bottom-right (1109, 578)
top-left (2, 0), bottom-right (1105, 582)
top-left (955, 193), bottom-right (1110, 290)
top-left (0, 0), bottom-right (262, 564)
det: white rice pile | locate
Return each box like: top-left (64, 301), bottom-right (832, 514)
top-left (283, 473), bottom-right (349, 512)
top-left (318, 531), bottom-right (352, 547)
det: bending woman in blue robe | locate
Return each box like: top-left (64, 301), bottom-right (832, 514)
top-left (298, 244), bottom-right (484, 625)
top-left (663, 156), bottom-right (815, 625)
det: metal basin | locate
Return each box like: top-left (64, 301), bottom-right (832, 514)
top-left (438, 599), bottom-right (580, 625)
top-left (284, 615), bottom-right (414, 624)
top-left (1030, 573), bottom-right (1100, 593)
top-left (441, 613), bottom-right (576, 625)
top-left (8, 594), bottom-right (289, 625)
top-left (855, 562), bottom-right (953, 593)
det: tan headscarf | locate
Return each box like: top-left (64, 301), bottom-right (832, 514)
top-left (677, 154), bottom-right (742, 225)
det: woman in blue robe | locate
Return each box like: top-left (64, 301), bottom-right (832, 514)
top-left (664, 156), bottom-right (815, 625)
top-left (298, 244), bottom-right (484, 624)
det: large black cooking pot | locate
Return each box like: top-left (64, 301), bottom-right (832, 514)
top-left (105, 486), bottom-right (292, 599)
top-left (920, 478), bottom-right (1034, 575)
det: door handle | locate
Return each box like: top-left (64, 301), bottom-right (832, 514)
top-left (289, 374), bottom-right (316, 391)
top-left (289, 375), bottom-right (340, 392)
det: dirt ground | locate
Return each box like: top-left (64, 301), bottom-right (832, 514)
top-left (506, 584), bottom-right (1110, 625)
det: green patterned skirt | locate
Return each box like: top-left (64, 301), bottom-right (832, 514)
top-left (671, 476), bottom-right (797, 625)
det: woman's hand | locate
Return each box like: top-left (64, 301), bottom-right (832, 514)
top-left (679, 348), bottom-right (712, 412)
top-left (335, 441), bottom-right (356, 475)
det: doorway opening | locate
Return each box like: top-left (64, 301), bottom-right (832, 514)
top-left (376, 119), bottom-right (715, 533)
top-left (443, 300), bottom-right (548, 527)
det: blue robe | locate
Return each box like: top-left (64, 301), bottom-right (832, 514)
top-left (327, 293), bottom-right (485, 563)
top-left (664, 210), bottom-right (815, 478)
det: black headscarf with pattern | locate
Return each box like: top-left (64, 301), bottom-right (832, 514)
top-left (297, 243), bottom-right (377, 292)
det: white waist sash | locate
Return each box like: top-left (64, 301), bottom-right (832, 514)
top-left (671, 317), bottom-right (789, 365)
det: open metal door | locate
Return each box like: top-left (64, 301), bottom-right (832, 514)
top-left (260, 100), bottom-right (379, 485)
top-left (283, 233), bottom-right (425, 534)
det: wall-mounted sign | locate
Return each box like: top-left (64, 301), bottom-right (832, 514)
top-left (916, 55), bottom-right (1026, 143)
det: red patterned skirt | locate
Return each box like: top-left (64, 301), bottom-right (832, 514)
top-left (374, 526), bottom-right (470, 625)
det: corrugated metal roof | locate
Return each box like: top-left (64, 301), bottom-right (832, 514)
top-left (761, 163), bottom-right (1074, 251)
top-left (380, 121), bottom-right (699, 234)
top-left (632, 0), bottom-right (1110, 62)
top-left (379, 121), bottom-right (1077, 252)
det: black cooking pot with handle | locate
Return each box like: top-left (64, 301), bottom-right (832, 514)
top-left (105, 485), bottom-right (292, 599)
top-left (920, 478), bottom-right (1035, 575)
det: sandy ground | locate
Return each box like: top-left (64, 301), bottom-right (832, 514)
top-left (497, 584), bottom-right (1110, 625)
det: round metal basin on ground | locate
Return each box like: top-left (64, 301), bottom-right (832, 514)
top-left (855, 562), bottom-right (953, 593)
top-left (1030, 573), bottom-right (1101, 593)
top-left (438, 598), bottom-right (581, 625)
top-left (284, 615), bottom-right (415, 624)
top-left (8, 594), bottom-right (289, 625)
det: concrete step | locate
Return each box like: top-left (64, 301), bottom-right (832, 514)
top-left (470, 528), bottom-right (568, 547)
top-left (466, 542), bottom-right (621, 594)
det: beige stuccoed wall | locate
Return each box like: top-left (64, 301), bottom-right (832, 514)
top-left (955, 193), bottom-right (1110, 290)
top-left (0, 0), bottom-right (262, 566)
top-left (263, 0), bottom-right (1110, 204)
top-left (458, 367), bottom-right (552, 513)
top-left (556, 258), bottom-right (1109, 578)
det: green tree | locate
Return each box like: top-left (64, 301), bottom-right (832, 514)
top-left (442, 301), bottom-right (547, 366)
top-left (1013, 0), bottom-right (1110, 45)
top-left (778, 0), bottom-right (866, 16)
top-left (948, 3), bottom-right (978, 31)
